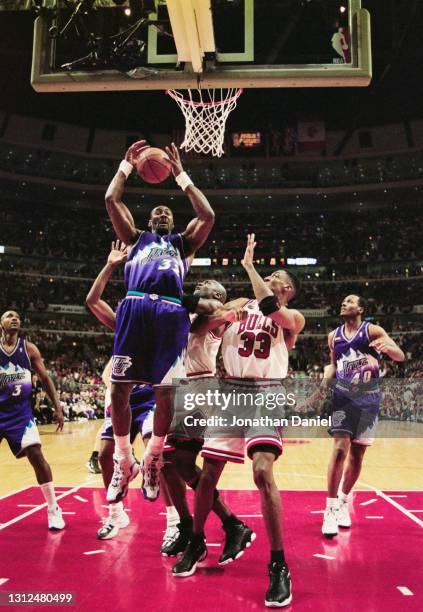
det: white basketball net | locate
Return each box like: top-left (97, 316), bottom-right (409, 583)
top-left (166, 88), bottom-right (243, 158)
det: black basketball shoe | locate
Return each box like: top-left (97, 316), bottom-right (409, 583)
top-left (219, 521), bottom-right (256, 565)
top-left (265, 562), bottom-right (292, 608)
top-left (161, 521), bottom-right (192, 557)
top-left (172, 538), bottom-right (208, 578)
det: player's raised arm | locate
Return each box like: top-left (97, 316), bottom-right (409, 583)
top-left (26, 343), bottom-right (64, 432)
top-left (86, 240), bottom-right (128, 331)
top-left (368, 325), bottom-right (405, 362)
top-left (190, 298), bottom-right (250, 335)
top-left (241, 233), bottom-right (305, 335)
top-left (105, 140), bottom-right (149, 245)
top-left (165, 143), bottom-right (215, 256)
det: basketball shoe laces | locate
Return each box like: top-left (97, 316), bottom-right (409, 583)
top-left (111, 461), bottom-right (124, 489)
top-left (145, 456), bottom-right (159, 487)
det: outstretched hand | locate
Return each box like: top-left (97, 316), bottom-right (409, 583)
top-left (54, 406), bottom-right (64, 432)
top-left (125, 140), bottom-right (149, 165)
top-left (241, 233), bottom-right (257, 269)
top-left (165, 142), bottom-right (184, 177)
top-left (107, 239), bottom-right (129, 267)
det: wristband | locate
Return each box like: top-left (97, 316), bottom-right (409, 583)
top-left (118, 159), bottom-right (134, 179)
top-left (259, 295), bottom-right (279, 316)
top-left (175, 171), bottom-right (194, 191)
top-left (182, 293), bottom-right (201, 313)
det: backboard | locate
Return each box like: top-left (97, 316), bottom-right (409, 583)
top-left (31, 0), bottom-right (371, 92)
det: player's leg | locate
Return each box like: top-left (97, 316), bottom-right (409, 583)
top-left (97, 436), bottom-right (130, 539)
top-left (337, 441), bottom-right (368, 529)
top-left (172, 457), bottom-right (226, 577)
top-left (142, 301), bottom-right (190, 469)
top-left (25, 444), bottom-right (65, 531)
top-left (107, 381), bottom-right (138, 503)
top-left (139, 408), bottom-right (182, 550)
top-left (250, 448), bottom-right (291, 608)
top-left (162, 440), bottom-right (252, 560)
top-left (322, 436), bottom-right (351, 537)
top-left (86, 423), bottom-right (102, 474)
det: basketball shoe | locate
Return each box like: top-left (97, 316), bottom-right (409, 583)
top-left (48, 505), bottom-right (66, 531)
top-left (321, 507), bottom-right (339, 537)
top-left (219, 521), bottom-right (256, 565)
top-left (97, 505), bottom-right (130, 540)
top-left (337, 499), bottom-right (352, 528)
top-left (141, 454), bottom-right (161, 501)
top-left (86, 455), bottom-right (101, 474)
top-left (172, 537), bottom-right (208, 577)
top-left (161, 519), bottom-right (192, 557)
top-left (107, 456), bottom-right (139, 503)
top-left (265, 562), bottom-right (292, 608)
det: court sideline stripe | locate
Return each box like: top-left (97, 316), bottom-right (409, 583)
top-left (0, 487), bottom-right (79, 530)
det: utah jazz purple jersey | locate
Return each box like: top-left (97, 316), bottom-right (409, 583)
top-left (0, 338), bottom-right (41, 458)
top-left (0, 338), bottom-right (33, 412)
top-left (332, 321), bottom-right (380, 415)
top-left (125, 231), bottom-right (188, 298)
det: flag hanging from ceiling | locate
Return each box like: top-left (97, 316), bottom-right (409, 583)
top-left (297, 119), bottom-right (326, 155)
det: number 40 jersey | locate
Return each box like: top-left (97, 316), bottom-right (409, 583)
top-left (0, 337), bottom-right (33, 411)
top-left (221, 299), bottom-right (288, 379)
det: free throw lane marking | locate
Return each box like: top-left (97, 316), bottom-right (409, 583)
top-left (360, 498), bottom-right (378, 506)
top-left (313, 554), bottom-right (335, 560)
top-left (73, 495), bottom-right (88, 503)
top-left (83, 550), bottom-right (105, 556)
top-left (358, 482), bottom-right (423, 529)
top-left (0, 488), bottom-right (79, 531)
top-left (397, 587), bottom-right (413, 596)
top-left (365, 516), bottom-right (384, 519)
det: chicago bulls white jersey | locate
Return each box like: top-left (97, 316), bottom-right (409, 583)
top-left (185, 314), bottom-right (222, 378)
top-left (221, 299), bottom-right (288, 379)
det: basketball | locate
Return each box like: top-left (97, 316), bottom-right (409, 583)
top-left (136, 147), bottom-right (171, 184)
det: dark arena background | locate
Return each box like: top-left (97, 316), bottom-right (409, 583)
top-left (0, 1), bottom-right (422, 611)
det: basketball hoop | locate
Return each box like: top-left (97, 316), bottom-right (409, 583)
top-left (166, 88), bottom-right (243, 158)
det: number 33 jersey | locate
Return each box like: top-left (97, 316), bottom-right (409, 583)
top-left (221, 299), bottom-right (288, 379)
top-left (0, 338), bottom-right (33, 410)
top-left (124, 231), bottom-right (188, 299)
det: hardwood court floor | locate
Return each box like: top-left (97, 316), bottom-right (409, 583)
top-left (0, 420), bottom-right (422, 496)
top-left (0, 422), bottom-right (422, 611)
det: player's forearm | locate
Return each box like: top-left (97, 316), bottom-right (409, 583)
top-left (105, 173), bottom-right (138, 243)
top-left (185, 185), bottom-right (215, 222)
top-left (39, 376), bottom-right (61, 411)
top-left (386, 345), bottom-right (405, 362)
top-left (105, 170), bottom-right (126, 207)
top-left (243, 264), bottom-right (273, 302)
top-left (86, 263), bottom-right (115, 306)
top-left (322, 364), bottom-right (337, 386)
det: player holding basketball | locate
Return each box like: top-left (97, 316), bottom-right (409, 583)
top-left (0, 310), bottom-right (65, 530)
top-left (320, 295), bottom-right (404, 537)
top-left (173, 234), bottom-right (305, 609)
top-left (104, 141), bottom-right (215, 503)
top-left (161, 280), bottom-right (255, 563)
top-left (86, 240), bottom-right (178, 541)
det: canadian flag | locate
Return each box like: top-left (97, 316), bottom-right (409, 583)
top-left (297, 119), bottom-right (326, 155)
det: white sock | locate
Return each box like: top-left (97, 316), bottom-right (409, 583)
top-left (113, 434), bottom-right (132, 460)
top-left (147, 435), bottom-right (165, 455)
top-left (40, 482), bottom-right (57, 511)
top-left (339, 491), bottom-right (349, 504)
top-left (166, 506), bottom-right (179, 528)
top-left (110, 501), bottom-right (124, 517)
top-left (326, 497), bottom-right (338, 510)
